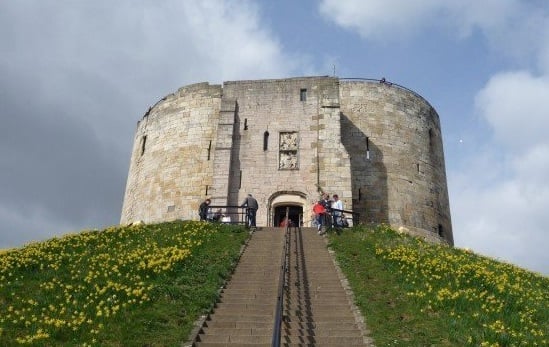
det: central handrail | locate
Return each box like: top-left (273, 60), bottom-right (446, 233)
top-left (271, 211), bottom-right (292, 346)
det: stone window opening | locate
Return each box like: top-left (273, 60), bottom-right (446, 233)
top-left (263, 131), bottom-right (269, 151)
top-left (438, 224), bottom-right (444, 238)
top-left (300, 88), bottom-right (307, 101)
top-left (140, 135), bottom-right (147, 156)
top-left (205, 185), bottom-right (209, 196)
top-left (207, 140), bottom-right (212, 160)
top-left (366, 137), bottom-right (370, 160)
top-left (244, 118), bottom-right (248, 130)
top-left (167, 205), bottom-right (175, 212)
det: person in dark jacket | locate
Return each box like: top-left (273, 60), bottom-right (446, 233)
top-left (199, 198), bottom-right (211, 221)
top-left (241, 194), bottom-right (259, 227)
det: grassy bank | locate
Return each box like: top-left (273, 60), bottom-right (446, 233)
top-left (2, 222), bottom-right (547, 346)
top-left (0, 221), bottom-right (249, 346)
top-left (328, 224), bottom-right (548, 347)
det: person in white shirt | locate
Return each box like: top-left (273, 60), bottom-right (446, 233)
top-left (331, 194), bottom-right (343, 227)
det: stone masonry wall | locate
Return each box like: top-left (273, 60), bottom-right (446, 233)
top-left (339, 80), bottom-right (453, 244)
top-left (120, 83), bottom-right (222, 224)
top-left (120, 77), bottom-right (453, 245)
top-left (220, 77), bottom-right (352, 226)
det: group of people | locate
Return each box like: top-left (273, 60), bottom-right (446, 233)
top-left (312, 193), bottom-right (348, 234)
top-left (200, 192), bottom-right (349, 233)
top-left (198, 193), bottom-right (258, 228)
top-left (199, 199), bottom-right (230, 223)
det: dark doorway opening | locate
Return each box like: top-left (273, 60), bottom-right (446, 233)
top-left (273, 205), bottom-right (303, 227)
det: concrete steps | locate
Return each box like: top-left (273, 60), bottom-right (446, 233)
top-left (192, 227), bottom-right (372, 346)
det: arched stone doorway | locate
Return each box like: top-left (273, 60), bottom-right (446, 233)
top-left (273, 205), bottom-right (303, 227)
top-left (268, 191), bottom-right (308, 227)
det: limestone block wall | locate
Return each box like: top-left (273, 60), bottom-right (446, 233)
top-left (120, 76), bottom-right (452, 245)
top-left (220, 77), bottom-right (352, 226)
top-left (120, 82), bottom-right (222, 224)
top-left (339, 80), bottom-right (453, 244)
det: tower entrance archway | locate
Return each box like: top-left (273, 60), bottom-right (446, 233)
top-left (267, 191), bottom-right (309, 227)
top-left (273, 205), bottom-right (303, 227)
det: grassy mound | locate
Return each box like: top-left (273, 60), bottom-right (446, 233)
top-left (0, 221), bottom-right (248, 346)
top-left (328, 224), bottom-right (548, 346)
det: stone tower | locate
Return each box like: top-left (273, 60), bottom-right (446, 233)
top-left (121, 76), bottom-right (453, 245)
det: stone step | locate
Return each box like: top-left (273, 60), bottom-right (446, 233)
top-left (281, 321), bottom-right (360, 330)
top-left (280, 336), bottom-right (366, 345)
top-left (199, 327), bottom-right (273, 336)
top-left (206, 312), bottom-right (274, 321)
top-left (213, 303), bottom-right (275, 314)
top-left (203, 320), bottom-right (273, 329)
top-left (194, 343), bottom-right (270, 347)
top-left (196, 334), bottom-right (271, 344)
top-left (282, 328), bottom-right (363, 337)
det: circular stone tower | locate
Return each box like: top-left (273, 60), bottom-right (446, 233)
top-left (121, 76), bottom-right (453, 245)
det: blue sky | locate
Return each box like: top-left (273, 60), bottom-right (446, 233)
top-left (1, 0), bottom-right (547, 275)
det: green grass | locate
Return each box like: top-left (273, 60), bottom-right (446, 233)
top-left (2, 222), bottom-right (547, 346)
top-left (0, 221), bottom-right (249, 346)
top-left (328, 224), bottom-right (549, 347)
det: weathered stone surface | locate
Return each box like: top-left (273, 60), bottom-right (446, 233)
top-left (121, 77), bottom-right (453, 244)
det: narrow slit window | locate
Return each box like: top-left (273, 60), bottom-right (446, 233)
top-left (358, 188), bottom-right (362, 201)
top-left (239, 170), bottom-right (242, 189)
top-left (366, 137), bottom-right (370, 160)
top-left (207, 140), bottom-right (212, 160)
top-left (244, 118), bottom-right (248, 130)
top-left (140, 135), bottom-right (147, 156)
top-left (438, 224), bottom-right (444, 238)
top-left (205, 185), bottom-right (209, 196)
top-left (300, 88), bottom-right (307, 101)
top-left (263, 131), bottom-right (269, 151)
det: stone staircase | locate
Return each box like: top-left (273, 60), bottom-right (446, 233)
top-left (192, 227), bottom-right (373, 346)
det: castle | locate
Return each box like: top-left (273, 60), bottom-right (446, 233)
top-left (121, 76), bottom-right (453, 245)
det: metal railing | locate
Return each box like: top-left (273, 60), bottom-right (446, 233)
top-left (203, 205), bottom-right (249, 226)
top-left (315, 208), bottom-right (360, 231)
top-left (271, 208), bottom-right (293, 346)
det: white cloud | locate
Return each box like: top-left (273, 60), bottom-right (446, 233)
top-left (318, 0), bottom-right (548, 67)
top-left (475, 72), bottom-right (549, 152)
top-left (0, 0), bottom-right (302, 248)
top-left (318, 0), bottom-right (517, 40)
top-left (319, 0), bottom-right (549, 274)
top-left (450, 71), bottom-right (549, 275)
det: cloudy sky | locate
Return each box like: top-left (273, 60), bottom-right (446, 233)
top-left (1, 0), bottom-right (547, 275)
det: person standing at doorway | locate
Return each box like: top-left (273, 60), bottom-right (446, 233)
top-left (241, 193), bottom-right (259, 228)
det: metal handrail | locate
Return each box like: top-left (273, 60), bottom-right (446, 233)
top-left (271, 213), bottom-right (292, 346)
top-left (329, 208), bottom-right (360, 227)
top-left (204, 205), bottom-right (248, 226)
